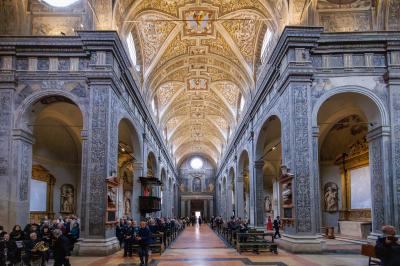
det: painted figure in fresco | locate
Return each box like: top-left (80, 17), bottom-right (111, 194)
top-left (60, 184), bottom-right (74, 213)
top-left (192, 177), bottom-right (201, 192)
top-left (264, 195), bottom-right (272, 213)
top-left (324, 182), bottom-right (338, 212)
top-left (180, 183), bottom-right (185, 192)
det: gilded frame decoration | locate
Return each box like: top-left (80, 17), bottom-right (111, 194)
top-left (30, 165), bottom-right (56, 221)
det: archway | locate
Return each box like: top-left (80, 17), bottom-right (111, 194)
top-left (118, 118), bottom-right (141, 219)
top-left (146, 152), bottom-right (157, 178)
top-left (255, 115), bottom-right (282, 226)
top-left (316, 91), bottom-right (389, 238)
top-left (238, 150), bottom-right (250, 220)
top-left (25, 95), bottom-right (83, 222)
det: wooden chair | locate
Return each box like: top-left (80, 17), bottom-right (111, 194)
top-left (361, 244), bottom-right (380, 266)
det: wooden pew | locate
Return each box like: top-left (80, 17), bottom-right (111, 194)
top-left (236, 232), bottom-right (277, 254)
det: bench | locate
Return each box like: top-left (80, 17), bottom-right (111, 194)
top-left (361, 244), bottom-right (380, 266)
top-left (236, 232), bottom-right (277, 254)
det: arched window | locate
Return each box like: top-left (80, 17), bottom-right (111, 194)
top-left (126, 32), bottom-right (140, 71)
top-left (43, 0), bottom-right (79, 7)
top-left (260, 28), bottom-right (273, 63)
top-left (151, 97), bottom-right (158, 117)
top-left (239, 94), bottom-right (245, 113)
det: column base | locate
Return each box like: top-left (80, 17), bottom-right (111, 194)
top-left (276, 234), bottom-right (325, 253)
top-left (74, 237), bottom-right (120, 256)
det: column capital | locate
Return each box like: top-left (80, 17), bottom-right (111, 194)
top-left (12, 129), bottom-right (34, 144)
top-left (367, 126), bottom-right (391, 142)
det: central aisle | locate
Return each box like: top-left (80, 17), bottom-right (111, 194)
top-left (169, 225), bottom-right (227, 249)
top-left (75, 225), bottom-right (369, 266)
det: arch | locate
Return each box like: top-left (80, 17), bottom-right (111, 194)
top-left (146, 151), bottom-right (158, 178)
top-left (118, 117), bottom-right (143, 164)
top-left (312, 86), bottom-right (389, 128)
top-left (19, 94), bottom-right (84, 223)
top-left (315, 87), bottom-right (391, 235)
top-left (255, 114), bottom-right (282, 160)
top-left (15, 90), bottom-right (87, 132)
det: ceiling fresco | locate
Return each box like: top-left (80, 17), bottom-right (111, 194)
top-left (121, 0), bottom-right (276, 165)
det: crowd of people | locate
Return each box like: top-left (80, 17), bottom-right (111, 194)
top-left (210, 215), bottom-right (282, 239)
top-left (0, 216), bottom-right (80, 266)
top-left (115, 217), bottom-right (184, 266)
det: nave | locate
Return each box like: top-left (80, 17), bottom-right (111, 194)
top-left (69, 225), bottom-right (367, 266)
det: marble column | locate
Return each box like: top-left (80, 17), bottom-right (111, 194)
top-left (76, 84), bottom-right (119, 256)
top-left (181, 200), bottom-right (185, 217)
top-left (203, 200), bottom-right (208, 219)
top-left (367, 126), bottom-right (393, 235)
top-left (132, 162), bottom-right (143, 223)
top-left (387, 56), bottom-right (400, 233)
top-left (254, 160), bottom-right (264, 226)
top-left (209, 199), bottom-right (214, 217)
top-left (235, 175), bottom-right (245, 219)
top-left (187, 200), bottom-right (191, 217)
top-left (11, 129), bottom-right (34, 228)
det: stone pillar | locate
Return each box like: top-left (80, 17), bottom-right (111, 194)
top-left (187, 200), bottom-right (191, 217)
top-left (254, 160), bottom-right (264, 226)
top-left (75, 84), bottom-right (119, 256)
top-left (132, 162), bottom-right (143, 223)
top-left (367, 126), bottom-right (393, 235)
top-left (387, 53), bottom-right (400, 234)
top-left (11, 129), bottom-right (34, 228)
top-left (226, 182), bottom-right (233, 219)
top-left (203, 199), bottom-right (207, 219)
top-left (181, 200), bottom-right (185, 217)
top-left (0, 87), bottom-right (18, 230)
top-left (277, 83), bottom-right (324, 253)
top-left (210, 199), bottom-right (214, 217)
top-left (235, 175), bottom-right (245, 219)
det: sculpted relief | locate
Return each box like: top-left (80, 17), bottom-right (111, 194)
top-left (60, 184), bottom-right (74, 214)
top-left (324, 182), bottom-right (339, 212)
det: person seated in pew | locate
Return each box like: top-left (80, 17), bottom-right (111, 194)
top-left (375, 225), bottom-right (400, 266)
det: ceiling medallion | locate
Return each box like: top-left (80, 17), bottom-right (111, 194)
top-left (180, 5), bottom-right (218, 39)
top-left (188, 78), bottom-right (208, 91)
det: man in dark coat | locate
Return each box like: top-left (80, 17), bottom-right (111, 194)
top-left (273, 216), bottom-right (281, 239)
top-left (136, 221), bottom-right (152, 266)
top-left (22, 232), bottom-right (43, 266)
top-left (123, 221), bottom-right (134, 257)
top-left (52, 229), bottom-right (71, 266)
top-left (0, 233), bottom-right (19, 266)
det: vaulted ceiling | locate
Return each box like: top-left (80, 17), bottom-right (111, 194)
top-left (118, 0), bottom-right (280, 166)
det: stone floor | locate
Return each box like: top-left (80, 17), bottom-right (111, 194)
top-left (70, 225), bottom-right (370, 266)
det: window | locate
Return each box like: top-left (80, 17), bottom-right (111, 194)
top-left (43, 0), bottom-right (79, 7)
top-left (151, 97), bottom-right (157, 116)
top-left (126, 32), bottom-right (140, 71)
top-left (190, 157), bottom-right (203, 169)
top-left (239, 95), bottom-right (245, 113)
top-left (260, 28), bottom-right (273, 63)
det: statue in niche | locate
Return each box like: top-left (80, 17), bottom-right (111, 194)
top-left (60, 184), bottom-right (74, 214)
top-left (192, 177), bottom-right (201, 192)
top-left (179, 183), bottom-right (186, 192)
top-left (208, 182), bottom-right (214, 192)
top-left (264, 195), bottom-right (272, 213)
top-left (324, 182), bottom-right (338, 212)
top-left (282, 182), bottom-right (292, 206)
top-left (107, 187), bottom-right (117, 208)
top-left (124, 191), bottom-right (132, 216)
